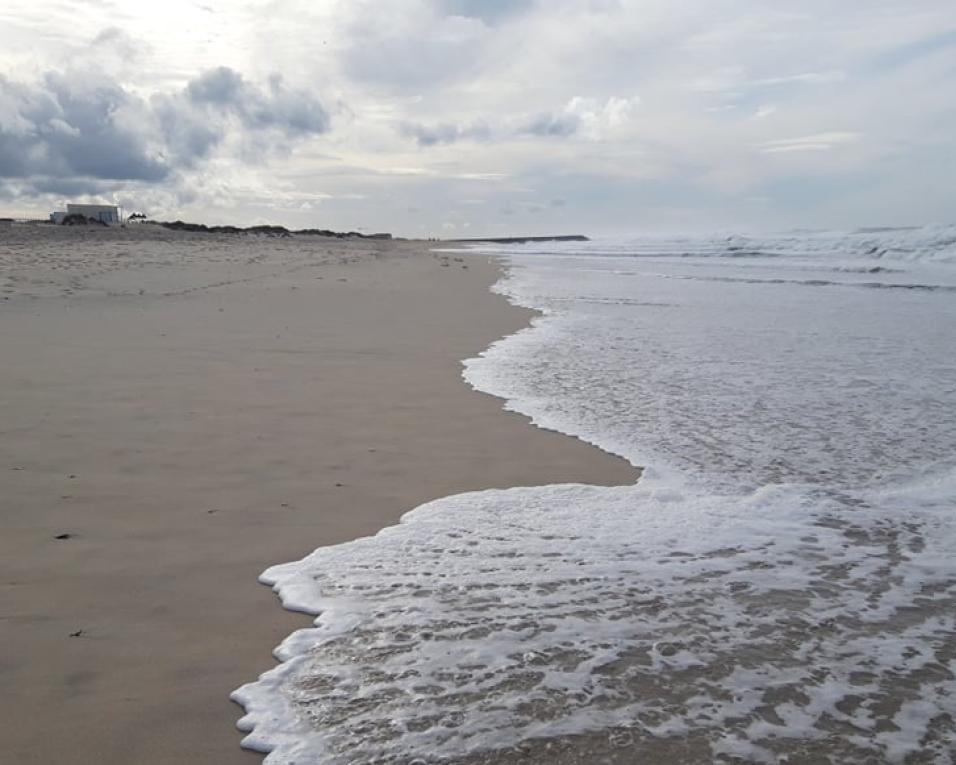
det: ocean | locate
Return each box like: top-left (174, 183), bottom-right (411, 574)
top-left (233, 225), bottom-right (956, 763)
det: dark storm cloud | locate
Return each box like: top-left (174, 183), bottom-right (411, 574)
top-left (0, 66), bottom-right (330, 192)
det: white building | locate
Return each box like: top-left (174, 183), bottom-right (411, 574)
top-left (50, 204), bottom-right (121, 225)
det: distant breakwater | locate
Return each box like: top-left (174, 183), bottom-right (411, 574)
top-left (448, 235), bottom-right (589, 244)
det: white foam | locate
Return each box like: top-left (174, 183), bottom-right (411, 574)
top-left (234, 475), bottom-right (956, 763)
top-left (464, 235), bottom-right (956, 493)
top-left (235, 226), bottom-right (956, 763)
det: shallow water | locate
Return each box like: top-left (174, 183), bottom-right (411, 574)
top-left (235, 225), bottom-right (956, 763)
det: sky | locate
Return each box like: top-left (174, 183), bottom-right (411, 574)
top-left (1, 0), bottom-right (955, 237)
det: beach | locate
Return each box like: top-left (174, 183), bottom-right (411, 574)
top-left (4, 0), bottom-right (954, 759)
top-left (0, 226), bottom-right (637, 764)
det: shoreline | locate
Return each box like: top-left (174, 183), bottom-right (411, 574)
top-left (1, 228), bottom-right (637, 764)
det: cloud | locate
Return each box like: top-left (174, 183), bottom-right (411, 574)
top-left (3, 1), bottom-right (956, 233)
top-left (399, 120), bottom-right (491, 146)
top-left (183, 67), bottom-right (329, 135)
top-left (754, 70), bottom-right (847, 87)
top-left (152, 94), bottom-right (223, 166)
top-left (520, 111), bottom-right (580, 137)
top-left (438, 0), bottom-right (535, 24)
top-left (156, 68), bottom-right (330, 165)
top-left (247, 75), bottom-right (330, 135)
top-left (758, 132), bottom-right (861, 154)
top-left (561, 96), bottom-right (639, 138)
top-left (401, 96), bottom-right (638, 146)
top-left (26, 175), bottom-right (116, 196)
top-left (187, 66), bottom-right (246, 106)
top-left (398, 113), bottom-right (578, 145)
top-left (340, 3), bottom-right (488, 90)
top-left (0, 72), bottom-right (167, 183)
top-left (0, 64), bottom-right (330, 194)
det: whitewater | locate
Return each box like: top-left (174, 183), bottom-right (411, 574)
top-left (233, 225), bottom-right (956, 763)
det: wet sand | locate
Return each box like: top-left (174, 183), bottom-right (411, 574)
top-left (0, 225), bottom-right (637, 764)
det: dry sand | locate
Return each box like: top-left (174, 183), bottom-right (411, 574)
top-left (0, 225), bottom-right (637, 764)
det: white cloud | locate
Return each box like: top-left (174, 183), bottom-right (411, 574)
top-left (755, 70), bottom-right (847, 86)
top-left (758, 132), bottom-right (862, 154)
top-left (564, 96), bottom-right (640, 139)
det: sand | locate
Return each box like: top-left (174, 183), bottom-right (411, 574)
top-left (0, 225), bottom-right (637, 764)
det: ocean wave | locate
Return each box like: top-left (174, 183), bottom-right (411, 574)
top-left (234, 472), bottom-right (956, 764)
top-left (653, 273), bottom-right (956, 292)
top-left (236, 227), bottom-right (956, 763)
top-left (463, 223), bottom-right (956, 266)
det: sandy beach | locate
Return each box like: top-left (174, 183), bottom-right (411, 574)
top-left (1, 225), bottom-right (637, 764)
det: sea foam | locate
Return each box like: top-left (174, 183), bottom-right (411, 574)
top-left (234, 225), bottom-right (956, 763)
top-left (233, 474), bottom-right (956, 763)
